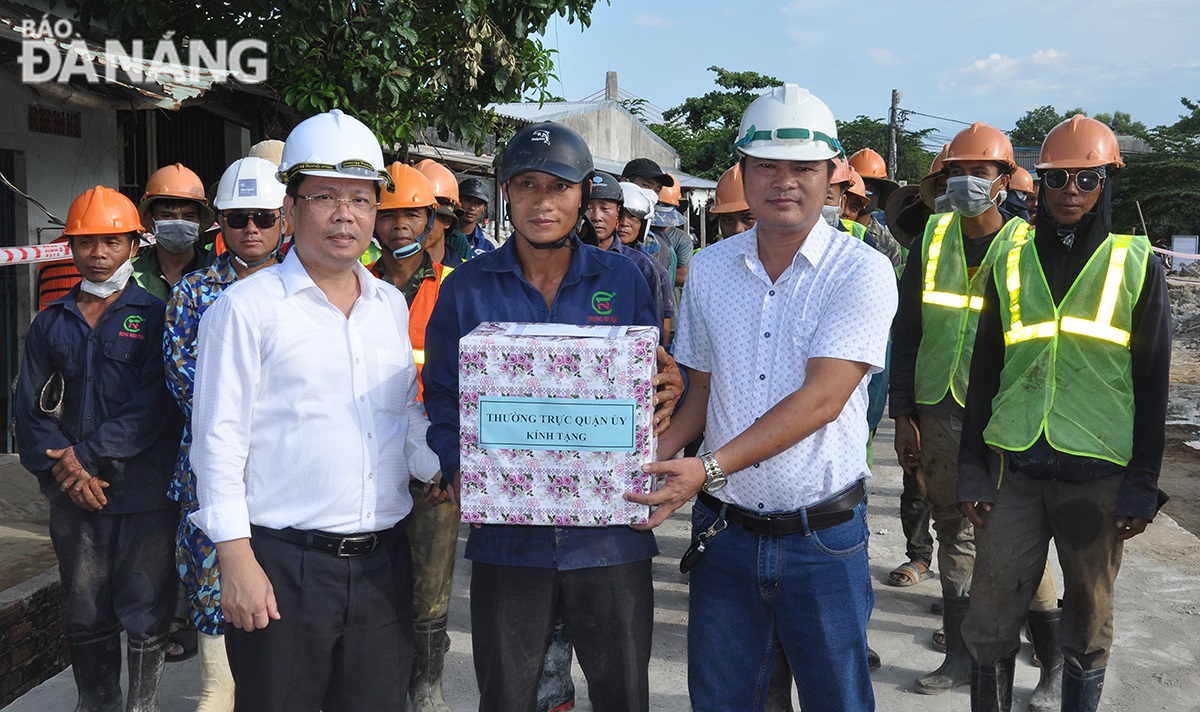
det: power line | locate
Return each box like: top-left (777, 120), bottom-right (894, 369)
top-left (900, 109), bottom-right (973, 126)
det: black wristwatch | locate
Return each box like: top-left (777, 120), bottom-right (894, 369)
top-left (698, 451), bottom-right (728, 493)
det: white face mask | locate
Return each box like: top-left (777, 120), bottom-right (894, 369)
top-left (945, 175), bottom-right (1003, 218)
top-left (821, 204), bottom-right (842, 227)
top-left (80, 258), bottom-right (134, 298)
top-left (154, 219), bottom-right (200, 253)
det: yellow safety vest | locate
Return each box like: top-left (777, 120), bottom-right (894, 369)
top-left (983, 232), bottom-right (1149, 464)
top-left (914, 213), bottom-right (1029, 407)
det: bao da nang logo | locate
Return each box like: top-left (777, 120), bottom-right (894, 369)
top-left (17, 16), bottom-right (268, 85)
top-left (591, 290), bottom-right (615, 316)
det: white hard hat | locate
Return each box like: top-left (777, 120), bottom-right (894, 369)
top-left (734, 84), bottom-right (842, 162)
top-left (276, 109), bottom-right (393, 189)
top-left (214, 158), bottom-right (286, 211)
top-left (619, 182), bottom-right (657, 219)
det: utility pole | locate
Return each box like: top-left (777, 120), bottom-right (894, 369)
top-left (887, 89), bottom-right (901, 180)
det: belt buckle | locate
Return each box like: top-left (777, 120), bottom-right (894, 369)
top-left (336, 533), bottom-right (376, 557)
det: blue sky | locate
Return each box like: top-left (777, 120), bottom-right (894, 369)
top-left (541, 0), bottom-right (1200, 148)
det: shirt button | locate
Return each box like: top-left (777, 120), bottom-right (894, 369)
top-left (368, 472), bottom-right (374, 479)
top-left (754, 463), bottom-right (760, 469)
top-left (360, 396), bottom-right (365, 401)
top-left (768, 290), bottom-right (775, 296)
top-left (367, 433), bottom-right (373, 439)
top-left (764, 332), bottom-right (771, 338)
top-left (757, 503), bottom-right (765, 510)
top-left (355, 358), bottom-right (361, 364)
top-left (759, 374), bottom-right (765, 381)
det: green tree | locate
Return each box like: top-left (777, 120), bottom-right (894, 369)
top-left (1111, 98), bottom-right (1200, 244)
top-left (1092, 111), bottom-right (1148, 139)
top-left (836, 115), bottom-right (935, 185)
top-left (649, 66), bottom-right (782, 180)
top-left (1147, 97), bottom-right (1200, 154)
top-left (65, 0), bottom-right (601, 150)
top-left (1010, 105), bottom-right (1085, 147)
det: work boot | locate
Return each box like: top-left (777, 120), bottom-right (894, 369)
top-left (536, 619), bottom-right (575, 712)
top-left (126, 634), bottom-right (167, 712)
top-left (915, 595), bottom-right (971, 694)
top-left (196, 633), bottom-right (235, 712)
top-left (969, 657), bottom-right (1015, 712)
top-left (1061, 663), bottom-right (1105, 712)
top-left (409, 617), bottom-right (452, 712)
top-left (765, 640), bottom-right (794, 712)
top-left (70, 629), bottom-right (123, 712)
top-left (1025, 609), bottom-right (1063, 712)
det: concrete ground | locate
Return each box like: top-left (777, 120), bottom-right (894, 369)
top-left (6, 421), bottom-right (1200, 710)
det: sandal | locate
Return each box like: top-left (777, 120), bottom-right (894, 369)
top-left (165, 623), bottom-right (198, 664)
top-left (886, 560), bottom-right (932, 587)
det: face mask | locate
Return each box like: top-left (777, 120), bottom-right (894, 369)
top-left (821, 204), bottom-right (842, 227)
top-left (154, 219), bottom-right (200, 253)
top-left (934, 194), bottom-right (953, 214)
top-left (80, 258), bottom-right (134, 298)
top-left (945, 175), bottom-right (1001, 218)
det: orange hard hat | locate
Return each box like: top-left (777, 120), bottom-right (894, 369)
top-left (924, 144), bottom-right (950, 182)
top-left (1036, 115), bottom-right (1125, 170)
top-left (64, 186), bottom-right (144, 237)
top-left (141, 163), bottom-right (208, 205)
top-left (416, 159), bottom-right (461, 207)
top-left (849, 148), bottom-right (888, 181)
top-left (846, 168), bottom-right (869, 205)
top-left (711, 164), bottom-right (749, 215)
top-left (944, 122), bottom-right (1016, 173)
top-left (380, 162), bottom-right (437, 211)
top-left (659, 173), bottom-right (682, 207)
top-left (919, 144), bottom-right (951, 209)
top-left (1010, 166), bottom-right (1035, 194)
top-left (830, 156), bottom-right (852, 185)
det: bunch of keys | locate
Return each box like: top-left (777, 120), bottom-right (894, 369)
top-left (680, 517), bottom-right (727, 573)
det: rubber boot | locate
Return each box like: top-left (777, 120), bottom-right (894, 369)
top-left (915, 595), bottom-right (971, 694)
top-left (196, 633), bottom-right (235, 712)
top-left (764, 639), bottom-right (794, 712)
top-left (1061, 663), bottom-right (1105, 712)
top-left (409, 617), bottom-right (452, 712)
top-left (1025, 609), bottom-right (1063, 712)
top-left (126, 634), bottom-right (167, 712)
top-left (535, 619), bottom-right (575, 712)
top-left (969, 657), bottom-right (1015, 712)
top-left (70, 629), bottom-right (124, 712)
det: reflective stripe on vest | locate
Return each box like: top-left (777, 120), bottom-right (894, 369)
top-left (921, 215), bottom-right (1030, 311)
top-left (1003, 234), bottom-right (1134, 347)
top-left (409, 264), bottom-right (452, 373)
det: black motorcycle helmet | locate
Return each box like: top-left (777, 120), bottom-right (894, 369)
top-left (459, 177), bottom-right (490, 204)
top-left (589, 171), bottom-right (624, 204)
top-left (499, 122), bottom-right (596, 249)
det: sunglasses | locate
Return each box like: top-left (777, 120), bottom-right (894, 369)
top-left (223, 210), bottom-right (279, 230)
top-left (1042, 169), bottom-right (1103, 193)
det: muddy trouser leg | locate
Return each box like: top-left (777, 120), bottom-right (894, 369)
top-left (537, 619), bottom-right (576, 711)
top-left (916, 409), bottom-right (974, 599)
top-left (404, 481), bottom-right (460, 711)
top-left (900, 464), bottom-right (934, 569)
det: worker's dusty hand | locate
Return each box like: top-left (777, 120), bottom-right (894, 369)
top-left (961, 500), bottom-right (991, 527)
top-left (424, 472), bottom-right (452, 507)
top-left (652, 347), bottom-right (683, 436)
top-left (626, 456), bottom-right (705, 530)
top-left (216, 540), bottom-right (281, 632)
top-left (1115, 516), bottom-right (1149, 541)
top-left (68, 475), bottom-right (110, 511)
top-left (48, 446), bottom-right (92, 491)
top-left (893, 416), bottom-right (921, 474)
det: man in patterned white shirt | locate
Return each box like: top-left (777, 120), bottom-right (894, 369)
top-left (190, 110), bottom-right (442, 711)
top-left (629, 85), bottom-right (897, 711)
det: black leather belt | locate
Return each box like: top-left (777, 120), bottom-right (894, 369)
top-left (252, 525), bottom-right (390, 558)
top-left (697, 481), bottom-right (865, 536)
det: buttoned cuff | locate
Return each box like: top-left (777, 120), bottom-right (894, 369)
top-left (957, 457), bottom-right (996, 505)
top-left (1116, 469), bottom-right (1160, 521)
top-left (408, 444), bottom-right (441, 484)
top-left (189, 501), bottom-right (252, 543)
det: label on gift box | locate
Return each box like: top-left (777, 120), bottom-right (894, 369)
top-left (478, 397), bottom-right (637, 451)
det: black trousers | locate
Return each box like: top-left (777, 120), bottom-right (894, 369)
top-left (47, 499), bottom-right (177, 641)
top-left (226, 524), bottom-right (413, 712)
top-left (471, 559), bottom-right (653, 712)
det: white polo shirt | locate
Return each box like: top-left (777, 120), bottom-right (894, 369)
top-left (189, 249), bottom-right (440, 542)
top-left (673, 220), bottom-right (897, 512)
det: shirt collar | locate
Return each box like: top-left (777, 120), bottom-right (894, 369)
top-left (734, 219), bottom-right (834, 273)
top-left (482, 231), bottom-right (605, 279)
top-left (205, 251), bottom-right (239, 286)
top-left (279, 246), bottom-right (382, 301)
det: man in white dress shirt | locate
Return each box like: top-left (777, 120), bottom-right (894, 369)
top-left (629, 86), bottom-right (897, 711)
top-left (190, 110), bottom-right (441, 711)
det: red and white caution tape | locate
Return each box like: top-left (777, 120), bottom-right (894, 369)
top-left (0, 243), bottom-right (73, 266)
top-left (1153, 245), bottom-right (1200, 259)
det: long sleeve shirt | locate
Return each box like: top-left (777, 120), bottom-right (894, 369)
top-left (959, 231), bottom-right (1172, 520)
top-left (423, 235), bottom-right (660, 570)
top-left (189, 250), bottom-right (440, 543)
top-left (15, 283), bottom-right (180, 513)
top-left (163, 252), bottom-right (239, 512)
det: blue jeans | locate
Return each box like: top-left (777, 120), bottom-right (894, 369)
top-left (687, 497), bottom-right (875, 712)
